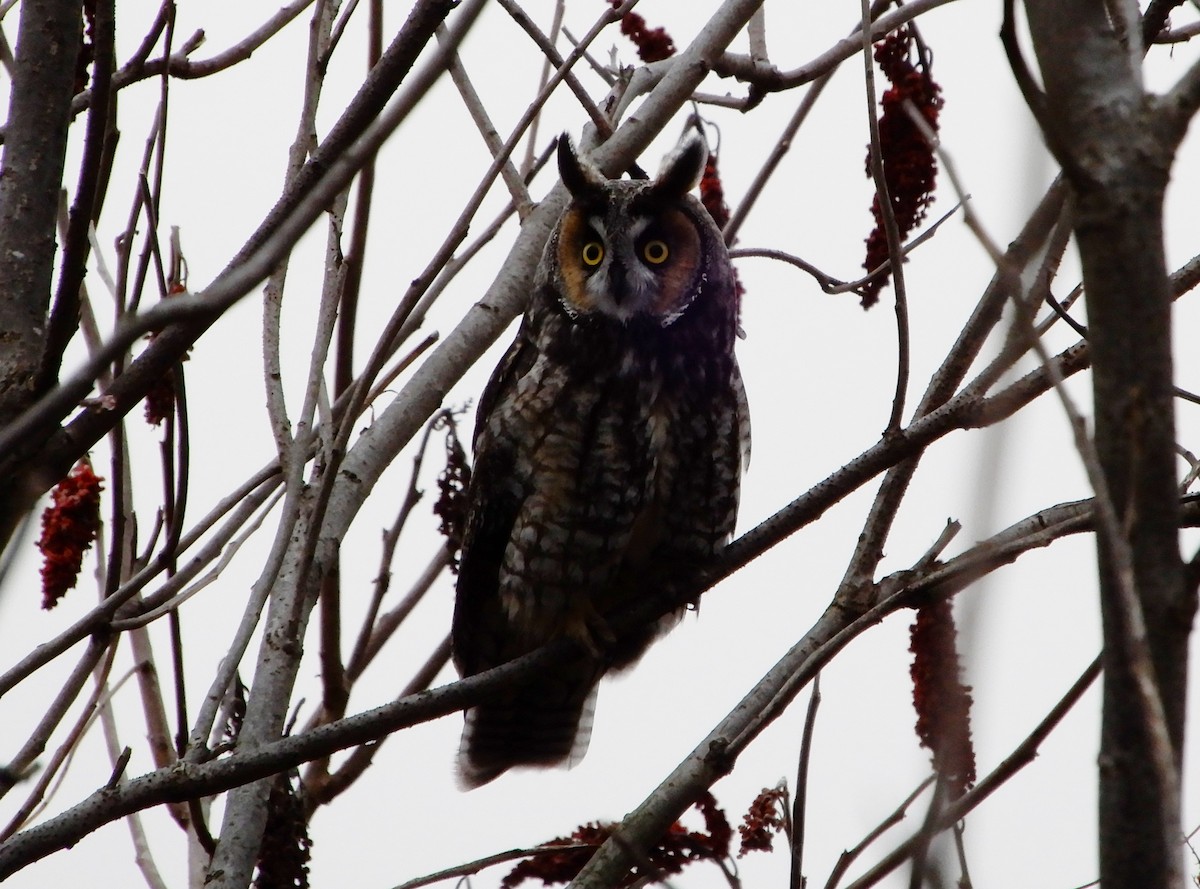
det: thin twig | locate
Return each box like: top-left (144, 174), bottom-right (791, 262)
top-left (728, 201), bottom-right (961, 295)
top-left (710, 0), bottom-right (957, 93)
top-left (262, 0), bottom-right (338, 463)
top-left (352, 549), bottom-right (450, 677)
top-left (320, 0), bottom-right (361, 69)
top-left (0, 635), bottom-right (109, 804)
top-left (0, 467), bottom-right (281, 698)
top-left (37, 0), bottom-right (116, 391)
top-left (900, 99), bottom-right (1003, 264)
top-left (822, 777), bottom-right (936, 889)
top-left (108, 487), bottom-right (284, 631)
top-left (391, 842), bottom-right (598, 889)
top-left (344, 417), bottom-right (448, 681)
top-left (724, 70), bottom-right (830, 243)
top-left (438, 23), bottom-right (533, 217)
top-left (306, 160), bottom-right (354, 736)
top-left (304, 416), bottom-right (448, 796)
top-left (860, 0), bottom-right (909, 433)
top-left (99, 687), bottom-right (168, 889)
top-left (840, 657), bottom-right (1102, 889)
top-left (559, 24), bottom-right (616, 87)
top-left (0, 642), bottom-right (118, 840)
top-left (308, 635), bottom-right (452, 812)
top-left (906, 776), bottom-right (946, 889)
top-left (333, 0), bottom-right (383, 406)
top-left (521, 0), bottom-right (566, 176)
top-left (496, 0), bottom-right (614, 139)
top-left (789, 674), bottom-right (821, 889)
top-left (26, 0), bottom-right (319, 138)
top-left (951, 821), bottom-right (973, 888)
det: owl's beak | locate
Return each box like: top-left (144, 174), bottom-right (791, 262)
top-left (608, 259), bottom-right (628, 304)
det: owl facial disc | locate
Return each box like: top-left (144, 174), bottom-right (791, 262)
top-left (552, 134), bottom-right (709, 326)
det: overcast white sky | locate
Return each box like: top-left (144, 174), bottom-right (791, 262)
top-left (3, 2), bottom-right (1200, 887)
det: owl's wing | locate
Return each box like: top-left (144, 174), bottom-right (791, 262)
top-left (453, 329), bottom-right (534, 678)
top-left (472, 317), bottom-right (537, 445)
top-left (733, 362), bottom-right (752, 471)
top-left (452, 451), bottom-right (516, 678)
top-left (455, 323), bottom-right (606, 786)
top-left (454, 319), bottom-right (535, 676)
top-left (453, 431), bottom-right (605, 788)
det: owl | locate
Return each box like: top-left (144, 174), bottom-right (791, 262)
top-left (451, 132), bottom-right (749, 788)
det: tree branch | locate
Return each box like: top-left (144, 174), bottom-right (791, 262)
top-left (1023, 4), bottom-right (1194, 886)
top-left (0, 0), bottom-right (84, 447)
top-left (0, 0), bottom-right (466, 549)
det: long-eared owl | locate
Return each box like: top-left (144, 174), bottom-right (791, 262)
top-left (452, 132), bottom-right (749, 788)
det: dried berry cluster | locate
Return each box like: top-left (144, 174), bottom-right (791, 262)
top-left (143, 367), bottom-right (177, 426)
top-left (862, 26), bottom-right (943, 308)
top-left (737, 785), bottom-right (788, 856)
top-left (700, 154), bottom-right (730, 230)
top-left (909, 598), bottom-right (977, 798)
top-left (609, 0), bottom-right (676, 62)
top-left (502, 792), bottom-right (730, 888)
top-left (143, 282), bottom-right (190, 426)
top-left (253, 772), bottom-right (312, 889)
top-left (698, 150), bottom-right (745, 322)
top-left (37, 460), bottom-right (104, 609)
top-left (434, 416), bottom-right (471, 572)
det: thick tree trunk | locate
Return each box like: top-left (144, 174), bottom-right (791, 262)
top-left (0, 0), bottom-right (82, 428)
top-left (0, 0), bottom-right (83, 550)
top-left (1022, 3), bottom-right (1196, 885)
top-left (0, 0), bottom-right (81, 422)
top-left (1077, 173), bottom-right (1191, 889)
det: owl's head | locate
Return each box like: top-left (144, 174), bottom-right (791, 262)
top-left (545, 133), bottom-right (728, 326)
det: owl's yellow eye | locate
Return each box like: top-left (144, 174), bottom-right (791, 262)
top-left (642, 239), bottom-right (669, 264)
top-left (581, 241), bottom-right (605, 267)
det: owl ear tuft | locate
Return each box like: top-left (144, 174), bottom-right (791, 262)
top-left (651, 133), bottom-right (708, 198)
top-left (558, 133), bottom-right (608, 200)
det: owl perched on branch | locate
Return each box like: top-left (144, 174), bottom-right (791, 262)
top-left (452, 132), bottom-right (749, 788)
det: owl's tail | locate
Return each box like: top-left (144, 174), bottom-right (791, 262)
top-left (456, 673), bottom-right (600, 789)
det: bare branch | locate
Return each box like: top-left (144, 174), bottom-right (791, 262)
top-left (840, 657), bottom-right (1102, 889)
top-left (710, 0), bottom-right (957, 93)
top-left (1, 487), bottom-right (1196, 879)
top-left (392, 842), bottom-right (598, 889)
top-left (0, 635), bottom-right (109, 807)
top-left (859, 0), bottom-right (910, 433)
top-left (822, 777), bottom-right (936, 889)
top-left (41, 0), bottom-right (318, 135)
top-left (0, 0), bottom-right (471, 530)
top-left (789, 676), bottom-right (821, 889)
top-left (439, 23), bottom-right (534, 218)
top-left (0, 0), bottom-right (83, 436)
top-left (495, 0), bottom-right (613, 139)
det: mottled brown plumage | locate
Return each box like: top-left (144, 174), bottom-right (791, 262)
top-left (452, 133), bottom-right (749, 788)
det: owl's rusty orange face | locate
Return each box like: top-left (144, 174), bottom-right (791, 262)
top-left (555, 203), bottom-right (702, 323)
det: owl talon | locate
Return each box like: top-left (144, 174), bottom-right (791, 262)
top-left (584, 614), bottom-right (617, 659)
top-left (563, 606), bottom-right (616, 659)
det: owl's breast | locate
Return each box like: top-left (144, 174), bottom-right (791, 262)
top-left (480, 306), bottom-right (743, 640)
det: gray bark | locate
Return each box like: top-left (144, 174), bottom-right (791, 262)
top-left (0, 0), bottom-right (81, 426)
top-left (1023, 2), bottom-right (1197, 885)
